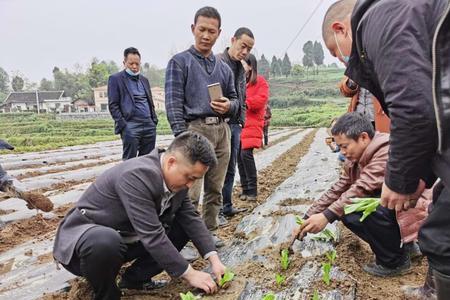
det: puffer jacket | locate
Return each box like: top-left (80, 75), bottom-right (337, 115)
top-left (306, 133), bottom-right (431, 243)
top-left (339, 76), bottom-right (391, 133)
top-left (241, 75), bottom-right (269, 149)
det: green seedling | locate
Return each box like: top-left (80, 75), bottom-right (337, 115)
top-left (179, 291), bottom-right (201, 300)
top-left (275, 273), bottom-right (286, 286)
top-left (312, 290), bottom-right (320, 300)
top-left (322, 262), bottom-right (332, 285)
top-left (326, 250), bottom-right (337, 264)
top-left (219, 269), bottom-right (235, 288)
top-left (262, 292), bottom-right (276, 300)
top-left (344, 198), bottom-right (380, 222)
top-left (295, 216), bottom-right (304, 226)
top-left (312, 228), bottom-right (336, 242)
top-left (280, 249), bottom-right (290, 270)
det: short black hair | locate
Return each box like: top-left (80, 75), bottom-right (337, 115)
top-left (234, 27), bottom-right (254, 39)
top-left (194, 6), bottom-right (221, 28)
top-left (167, 131), bottom-right (217, 168)
top-left (331, 112), bottom-right (375, 140)
top-left (124, 47), bottom-right (141, 59)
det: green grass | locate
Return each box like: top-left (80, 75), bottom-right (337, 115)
top-left (271, 103), bottom-right (347, 128)
top-left (0, 112), bottom-right (172, 153)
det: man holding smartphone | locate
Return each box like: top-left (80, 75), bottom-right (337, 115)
top-left (165, 6), bottom-right (239, 246)
top-left (217, 27), bottom-right (255, 222)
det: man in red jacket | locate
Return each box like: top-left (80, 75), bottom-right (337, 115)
top-left (292, 113), bottom-right (430, 277)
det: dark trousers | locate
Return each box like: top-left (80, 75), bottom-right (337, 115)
top-left (221, 124), bottom-right (242, 213)
top-left (120, 121), bottom-right (156, 160)
top-left (419, 183), bottom-right (450, 275)
top-left (237, 148), bottom-right (257, 196)
top-left (62, 221), bottom-right (190, 300)
top-left (342, 205), bottom-right (406, 267)
top-left (263, 125), bottom-right (269, 146)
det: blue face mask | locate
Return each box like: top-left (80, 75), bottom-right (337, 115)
top-left (125, 68), bottom-right (140, 76)
top-left (334, 32), bottom-right (352, 65)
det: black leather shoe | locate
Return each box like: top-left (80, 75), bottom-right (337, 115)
top-left (363, 257), bottom-right (411, 277)
top-left (223, 207), bottom-right (247, 217)
top-left (118, 278), bottom-right (168, 290)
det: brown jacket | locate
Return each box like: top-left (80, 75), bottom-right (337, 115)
top-left (340, 76), bottom-right (391, 133)
top-left (306, 133), bottom-right (431, 243)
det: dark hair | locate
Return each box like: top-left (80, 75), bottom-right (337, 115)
top-left (167, 131), bottom-right (217, 168)
top-left (194, 6), bottom-right (221, 28)
top-left (124, 47), bottom-right (141, 59)
top-left (234, 27), bottom-right (254, 39)
top-left (245, 54), bottom-right (258, 85)
top-left (331, 112), bottom-right (375, 140)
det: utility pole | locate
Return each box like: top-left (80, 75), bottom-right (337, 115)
top-left (35, 90), bottom-right (40, 114)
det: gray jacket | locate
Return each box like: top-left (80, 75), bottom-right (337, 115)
top-left (217, 48), bottom-right (246, 125)
top-left (53, 149), bottom-right (215, 277)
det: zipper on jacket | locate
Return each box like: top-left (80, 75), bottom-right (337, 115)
top-left (432, 2), bottom-right (450, 154)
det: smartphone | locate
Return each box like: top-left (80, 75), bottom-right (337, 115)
top-left (207, 83), bottom-right (224, 102)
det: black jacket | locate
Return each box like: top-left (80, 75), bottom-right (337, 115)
top-left (345, 0), bottom-right (448, 194)
top-left (432, 2), bottom-right (450, 189)
top-left (217, 48), bottom-right (246, 125)
top-left (107, 70), bottom-right (158, 134)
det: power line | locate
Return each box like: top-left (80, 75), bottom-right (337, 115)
top-left (283, 0), bottom-right (325, 55)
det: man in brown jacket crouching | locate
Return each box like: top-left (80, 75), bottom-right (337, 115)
top-left (293, 112), bottom-right (431, 277)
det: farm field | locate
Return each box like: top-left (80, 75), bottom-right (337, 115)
top-left (0, 128), bottom-right (427, 300)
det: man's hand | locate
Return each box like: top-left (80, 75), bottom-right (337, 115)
top-left (182, 267), bottom-right (218, 294)
top-left (208, 254), bottom-right (226, 283)
top-left (381, 179), bottom-right (425, 212)
top-left (297, 213), bottom-right (328, 239)
top-left (210, 97), bottom-right (231, 114)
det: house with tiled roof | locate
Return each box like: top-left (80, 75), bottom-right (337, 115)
top-left (0, 91), bottom-right (72, 113)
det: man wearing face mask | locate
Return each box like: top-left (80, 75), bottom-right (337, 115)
top-left (323, 0), bottom-right (450, 299)
top-left (108, 47), bottom-right (158, 160)
top-left (216, 27), bottom-right (255, 222)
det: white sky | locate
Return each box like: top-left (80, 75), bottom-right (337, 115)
top-left (0, 0), bottom-right (339, 82)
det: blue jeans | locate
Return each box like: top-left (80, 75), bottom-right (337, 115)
top-left (121, 121), bottom-right (156, 160)
top-left (221, 123), bottom-right (242, 213)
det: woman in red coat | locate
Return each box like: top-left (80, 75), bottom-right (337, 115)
top-left (237, 54), bottom-right (269, 200)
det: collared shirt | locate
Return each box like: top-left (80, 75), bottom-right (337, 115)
top-left (126, 73), bottom-right (152, 121)
top-left (187, 46), bottom-right (216, 74)
top-left (159, 153), bottom-right (176, 216)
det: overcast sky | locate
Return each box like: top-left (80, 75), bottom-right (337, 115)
top-left (0, 0), bottom-right (339, 82)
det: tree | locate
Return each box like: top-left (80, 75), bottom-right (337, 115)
top-left (142, 63), bottom-right (165, 87)
top-left (53, 67), bottom-right (91, 100)
top-left (281, 53), bottom-right (292, 77)
top-left (39, 78), bottom-right (54, 90)
top-left (291, 64), bottom-right (305, 77)
top-left (270, 55), bottom-right (282, 77)
top-left (87, 58), bottom-right (110, 88)
top-left (313, 41), bottom-right (325, 74)
top-left (302, 41), bottom-right (315, 77)
top-left (258, 54), bottom-right (270, 79)
top-left (12, 76), bottom-right (24, 91)
top-left (0, 67), bottom-right (9, 102)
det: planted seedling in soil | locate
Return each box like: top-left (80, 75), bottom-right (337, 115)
top-left (275, 273), bottom-right (286, 287)
top-left (295, 216), bottom-right (304, 226)
top-left (312, 228), bottom-right (336, 243)
top-left (326, 250), bottom-right (337, 264)
top-left (322, 262), bottom-right (332, 285)
top-left (262, 292), bottom-right (276, 300)
top-left (312, 290), bottom-right (320, 300)
top-left (344, 198), bottom-right (380, 222)
top-left (280, 249), bottom-right (290, 270)
top-left (218, 269), bottom-right (235, 288)
top-left (179, 291), bottom-right (201, 300)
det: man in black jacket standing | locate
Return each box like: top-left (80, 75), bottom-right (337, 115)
top-left (108, 47), bottom-right (158, 160)
top-left (217, 27), bottom-right (254, 220)
top-left (322, 0), bottom-right (450, 299)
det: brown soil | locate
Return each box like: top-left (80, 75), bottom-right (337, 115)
top-left (37, 252), bottom-right (55, 264)
top-left (302, 225), bottom-right (427, 300)
top-left (0, 208), bottom-right (16, 215)
top-left (0, 203), bottom-right (73, 254)
top-left (254, 129), bottom-right (302, 154)
top-left (20, 191), bottom-right (54, 212)
top-left (278, 197), bottom-right (313, 207)
top-left (16, 159), bottom-right (117, 180)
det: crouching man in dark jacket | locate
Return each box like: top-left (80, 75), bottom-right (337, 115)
top-left (53, 131), bottom-right (226, 300)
